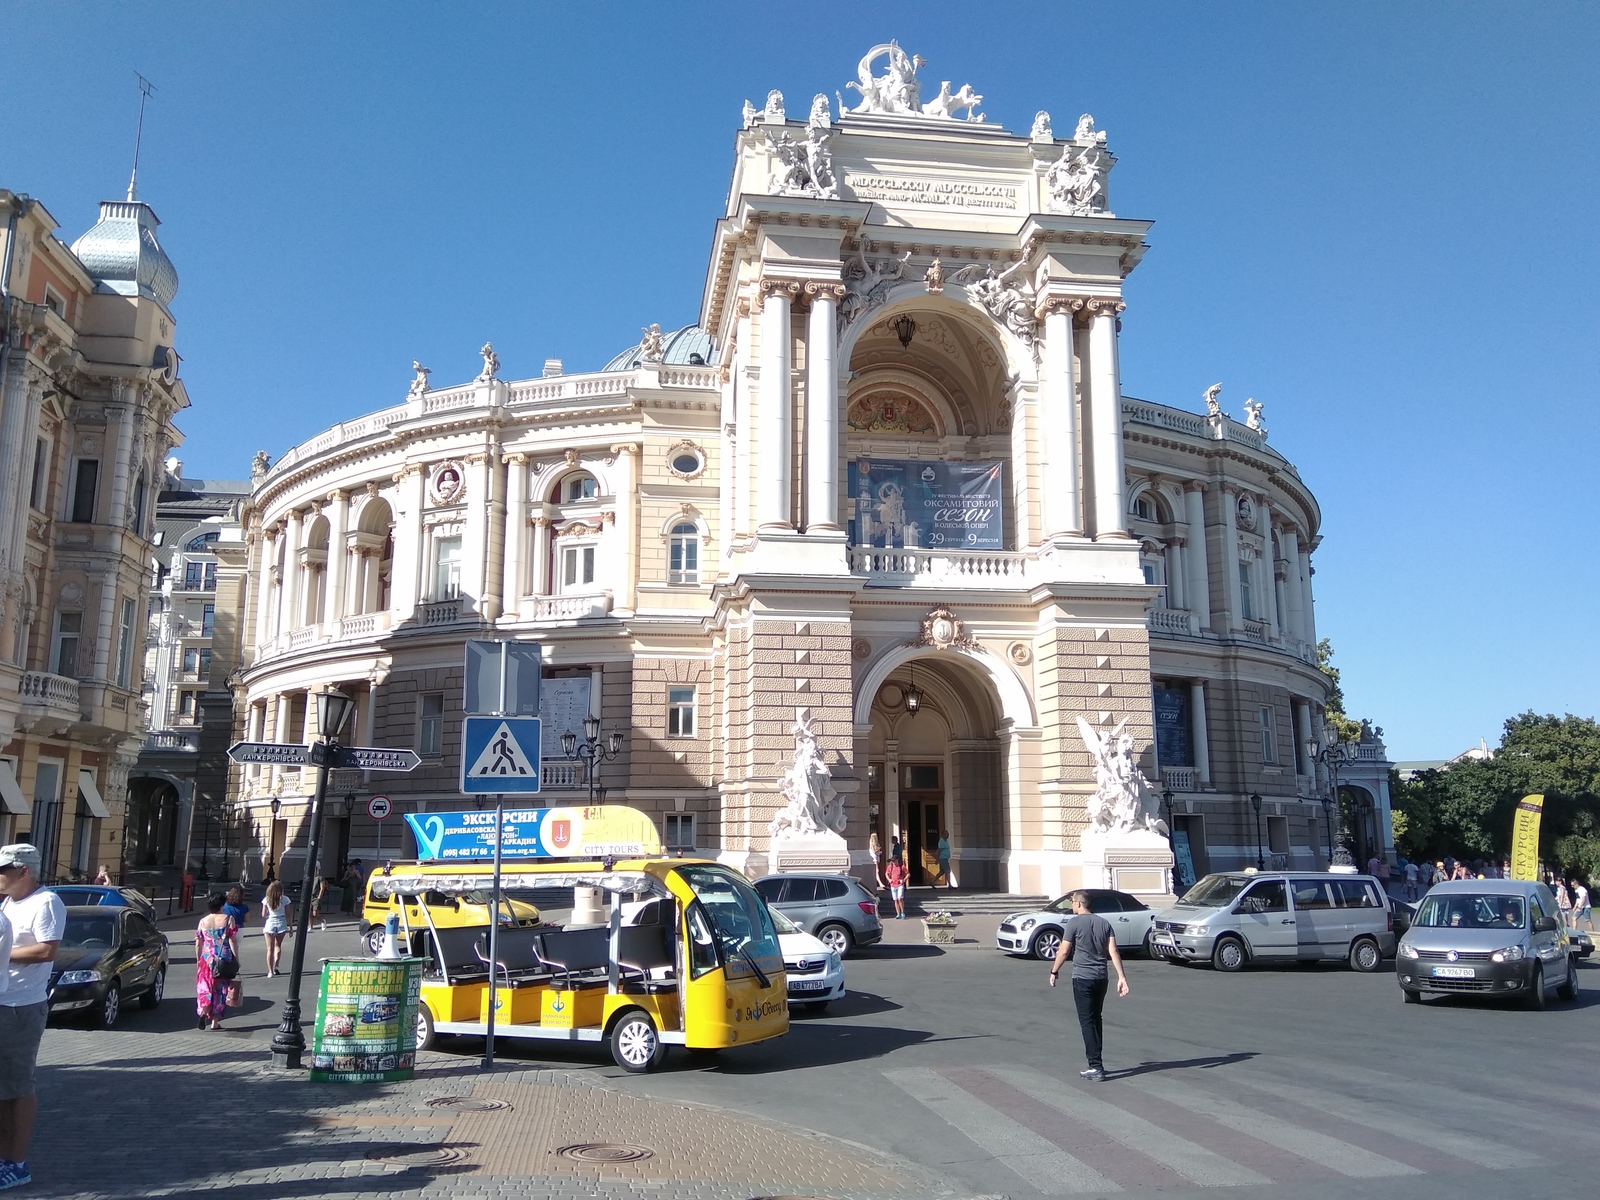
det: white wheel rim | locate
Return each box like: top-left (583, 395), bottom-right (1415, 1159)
top-left (104, 989), bottom-right (119, 1024)
top-left (618, 1020), bottom-right (654, 1065)
top-left (152, 972), bottom-right (163, 1001)
top-left (1359, 944), bottom-right (1377, 969)
top-left (1038, 934), bottom-right (1060, 959)
top-left (823, 929), bottom-right (848, 954)
top-left (1221, 943), bottom-right (1241, 968)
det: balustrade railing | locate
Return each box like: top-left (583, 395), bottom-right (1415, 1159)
top-left (533, 592), bottom-right (612, 621)
top-left (20, 671), bottom-right (79, 711)
top-left (540, 761), bottom-right (582, 788)
top-left (1147, 607), bottom-right (1194, 635)
top-left (421, 599), bottom-right (462, 626)
top-left (1160, 766), bottom-right (1197, 791)
top-left (144, 729), bottom-right (200, 754)
top-left (1242, 620), bottom-right (1269, 643)
top-left (849, 546), bottom-right (1030, 585)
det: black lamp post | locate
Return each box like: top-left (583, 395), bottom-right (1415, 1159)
top-left (270, 687), bottom-right (354, 1071)
top-left (1250, 792), bottom-right (1264, 870)
top-left (561, 714), bottom-right (623, 806)
top-left (1307, 727), bottom-right (1356, 868)
top-left (269, 798), bottom-right (281, 881)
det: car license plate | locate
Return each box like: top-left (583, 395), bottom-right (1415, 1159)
top-left (790, 980), bottom-right (828, 992)
top-left (1432, 966), bottom-right (1475, 979)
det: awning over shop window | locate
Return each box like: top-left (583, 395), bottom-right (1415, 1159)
top-left (0, 761), bottom-right (29, 816)
top-left (77, 769), bottom-right (109, 819)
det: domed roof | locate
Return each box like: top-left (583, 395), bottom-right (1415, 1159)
top-left (600, 324), bottom-right (714, 372)
top-left (70, 200), bottom-right (179, 310)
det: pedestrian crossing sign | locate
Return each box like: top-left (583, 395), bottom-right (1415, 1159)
top-left (460, 715), bottom-right (542, 794)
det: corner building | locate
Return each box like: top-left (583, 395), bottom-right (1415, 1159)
top-left (234, 49), bottom-right (1342, 895)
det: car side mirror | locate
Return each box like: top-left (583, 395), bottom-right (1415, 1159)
top-left (124, 936), bottom-right (145, 949)
top-left (1532, 916), bottom-right (1558, 934)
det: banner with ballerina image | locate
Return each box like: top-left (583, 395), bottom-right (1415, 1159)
top-left (847, 458), bottom-right (1004, 550)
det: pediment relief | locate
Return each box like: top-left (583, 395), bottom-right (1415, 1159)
top-left (847, 392), bottom-right (939, 436)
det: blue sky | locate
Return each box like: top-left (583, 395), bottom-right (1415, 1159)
top-left (5, 3), bottom-right (1596, 759)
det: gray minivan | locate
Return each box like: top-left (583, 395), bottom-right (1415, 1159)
top-left (1150, 870), bottom-right (1396, 972)
top-left (1396, 878), bottom-right (1578, 1008)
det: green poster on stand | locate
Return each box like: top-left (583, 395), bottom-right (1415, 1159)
top-left (309, 957), bottom-right (424, 1083)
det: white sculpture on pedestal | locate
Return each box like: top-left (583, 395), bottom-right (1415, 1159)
top-left (407, 360), bottom-right (431, 401)
top-left (769, 713), bottom-right (845, 840)
top-left (844, 42), bottom-right (984, 122)
top-left (1045, 114), bottom-right (1113, 216)
top-left (1076, 716), bottom-right (1168, 836)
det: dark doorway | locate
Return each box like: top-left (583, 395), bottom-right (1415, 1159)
top-left (900, 763), bottom-right (944, 886)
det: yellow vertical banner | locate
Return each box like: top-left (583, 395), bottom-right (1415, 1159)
top-left (1509, 794), bottom-right (1545, 880)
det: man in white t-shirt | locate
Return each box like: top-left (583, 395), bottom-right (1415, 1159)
top-left (0, 843), bottom-right (65, 1192)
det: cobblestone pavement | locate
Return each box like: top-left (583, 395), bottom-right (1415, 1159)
top-left (29, 1028), bottom-right (948, 1200)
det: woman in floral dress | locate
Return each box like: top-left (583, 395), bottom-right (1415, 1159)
top-left (195, 892), bottom-right (239, 1030)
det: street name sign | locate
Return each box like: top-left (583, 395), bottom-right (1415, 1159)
top-left (460, 716), bottom-right (541, 795)
top-left (333, 746), bottom-right (421, 773)
top-left (367, 794), bottom-right (392, 821)
top-left (227, 741), bottom-right (309, 766)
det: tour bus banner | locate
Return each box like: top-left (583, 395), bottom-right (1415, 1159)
top-left (1509, 793), bottom-right (1545, 881)
top-left (849, 458), bottom-right (1004, 550)
top-left (310, 957), bottom-right (424, 1083)
top-left (403, 804), bottom-right (663, 862)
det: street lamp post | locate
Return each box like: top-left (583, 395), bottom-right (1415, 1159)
top-left (1306, 726), bottom-right (1356, 868)
top-left (1250, 792), bottom-right (1264, 870)
top-left (269, 798), bottom-right (281, 881)
top-left (560, 714), bottom-right (623, 806)
top-left (270, 688), bottom-right (355, 1071)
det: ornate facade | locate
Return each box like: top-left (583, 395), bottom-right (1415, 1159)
top-left (0, 188), bottom-right (189, 880)
top-left (227, 47), bottom-right (1379, 894)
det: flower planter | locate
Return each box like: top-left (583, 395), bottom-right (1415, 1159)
top-left (923, 919), bottom-right (957, 944)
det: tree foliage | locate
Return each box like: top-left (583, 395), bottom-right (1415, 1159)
top-left (1315, 638), bottom-right (1363, 743)
top-left (1390, 712), bottom-right (1600, 879)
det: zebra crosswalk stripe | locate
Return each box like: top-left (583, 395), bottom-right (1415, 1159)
top-left (1227, 1070), bottom-right (1542, 1170)
top-left (1120, 1074), bottom-right (1420, 1178)
top-left (986, 1064), bottom-right (1272, 1188)
top-left (883, 1067), bottom-right (1122, 1195)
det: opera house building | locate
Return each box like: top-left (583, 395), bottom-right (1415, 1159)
top-left (223, 46), bottom-right (1379, 897)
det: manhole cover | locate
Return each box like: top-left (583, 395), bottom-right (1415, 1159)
top-left (364, 1143), bottom-right (464, 1168)
top-left (556, 1142), bottom-right (655, 1163)
top-left (427, 1096), bottom-right (513, 1112)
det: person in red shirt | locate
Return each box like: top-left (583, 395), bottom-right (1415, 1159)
top-left (884, 855), bottom-right (907, 920)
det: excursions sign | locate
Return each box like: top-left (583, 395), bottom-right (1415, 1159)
top-left (849, 458), bottom-right (1004, 550)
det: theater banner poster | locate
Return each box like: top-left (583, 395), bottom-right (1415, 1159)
top-left (849, 458), bottom-right (1004, 550)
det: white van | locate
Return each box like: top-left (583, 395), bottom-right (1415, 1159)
top-left (1150, 871), bottom-right (1396, 972)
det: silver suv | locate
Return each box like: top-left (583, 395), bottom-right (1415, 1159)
top-left (753, 874), bottom-right (883, 957)
top-left (1396, 878), bottom-right (1578, 1008)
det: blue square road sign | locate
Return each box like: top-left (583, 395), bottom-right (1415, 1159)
top-left (460, 715), bottom-right (542, 794)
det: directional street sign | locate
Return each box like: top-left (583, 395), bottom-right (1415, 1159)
top-left (332, 745), bottom-right (421, 773)
top-left (367, 794), bottom-right (392, 821)
top-left (227, 741), bottom-right (309, 766)
top-left (460, 716), bottom-right (541, 795)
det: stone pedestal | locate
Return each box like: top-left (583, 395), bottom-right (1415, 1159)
top-left (769, 832), bottom-right (850, 875)
top-left (1080, 828), bottom-right (1174, 901)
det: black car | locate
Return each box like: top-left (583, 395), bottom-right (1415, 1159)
top-left (47, 906), bottom-right (170, 1029)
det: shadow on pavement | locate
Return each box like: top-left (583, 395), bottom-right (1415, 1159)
top-left (857, 943), bottom-right (945, 960)
top-left (712, 1021), bottom-right (935, 1073)
top-left (1106, 1051), bottom-right (1258, 1080)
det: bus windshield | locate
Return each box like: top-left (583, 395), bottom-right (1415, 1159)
top-left (676, 864), bottom-right (781, 976)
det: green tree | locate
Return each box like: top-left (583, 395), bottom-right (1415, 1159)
top-left (1315, 638), bottom-right (1362, 743)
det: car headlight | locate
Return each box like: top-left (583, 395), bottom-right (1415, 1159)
top-left (1492, 945), bottom-right (1524, 963)
top-left (828, 951), bottom-right (841, 969)
top-left (1398, 944), bottom-right (1419, 959)
top-left (56, 970), bottom-right (102, 985)
top-left (1181, 924), bottom-right (1207, 936)
top-left (1019, 918), bottom-right (1036, 931)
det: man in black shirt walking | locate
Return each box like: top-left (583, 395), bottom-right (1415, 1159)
top-left (1048, 891), bottom-right (1130, 1081)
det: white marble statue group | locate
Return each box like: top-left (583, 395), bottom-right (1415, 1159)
top-left (844, 42), bottom-right (983, 121)
top-left (1076, 716), bottom-right (1168, 837)
top-left (769, 713), bottom-right (846, 841)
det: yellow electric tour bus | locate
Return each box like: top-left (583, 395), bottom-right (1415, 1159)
top-left (367, 853), bottom-right (788, 1072)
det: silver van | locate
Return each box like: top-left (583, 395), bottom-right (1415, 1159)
top-left (1395, 878), bottom-right (1577, 1008)
top-left (1150, 870), bottom-right (1396, 972)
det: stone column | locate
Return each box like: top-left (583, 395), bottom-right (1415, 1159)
top-left (501, 453), bottom-right (528, 616)
top-left (1280, 528), bottom-right (1305, 644)
top-left (484, 451), bottom-right (507, 621)
top-left (756, 280), bottom-right (796, 533)
top-left (803, 282), bottom-right (844, 531)
top-left (0, 358), bottom-right (44, 580)
top-left (1085, 301), bottom-right (1128, 539)
top-left (733, 300), bottom-right (753, 540)
top-left (261, 527), bottom-right (282, 643)
top-left (1190, 681), bottom-right (1211, 786)
top-left (461, 453), bottom-right (491, 615)
top-left (390, 466), bottom-right (425, 622)
top-left (1183, 483), bottom-right (1211, 632)
top-left (1039, 300), bottom-right (1083, 538)
top-left (325, 491), bottom-right (350, 621)
top-left (530, 517), bottom-right (552, 597)
top-left (1219, 486), bottom-right (1241, 629)
top-left (283, 509), bottom-right (304, 631)
top-left (612, 443), bottom-right (639, 613)
top-left (1258, 497), bottom-right (1278, 641)
top-left (1300, 545), bottom-right (1317, 648)
top-left (1294, 700), bottom-right (1314, 785)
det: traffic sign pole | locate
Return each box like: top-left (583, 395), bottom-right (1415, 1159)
top-left (483, 792), bottom-right (504, 1071)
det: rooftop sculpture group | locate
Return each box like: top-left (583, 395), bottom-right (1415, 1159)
top-left (844, 42), bottom-right (984, 122)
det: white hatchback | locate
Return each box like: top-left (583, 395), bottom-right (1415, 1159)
top-left (996, 889), bottom-right (1157, 960)
top-left (770, 905), bottom-right (846, 1011)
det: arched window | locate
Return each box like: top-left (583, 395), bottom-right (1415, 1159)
top-left (669, 522), bottom-right (700, 585)
top-left (558, 473), bottom-right (599, 503)
top-left (1131, 490), bottom-right (1171, 524)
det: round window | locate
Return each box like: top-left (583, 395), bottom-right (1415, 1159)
top-left (671, 451), bottom-right (701, 475)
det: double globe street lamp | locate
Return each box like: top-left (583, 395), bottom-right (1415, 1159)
top-left (561, 714), bottom-right (623, 806)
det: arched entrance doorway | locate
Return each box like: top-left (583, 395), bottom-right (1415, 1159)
top-left (860, 650), bottom-right (1020, 892)
top-left (126, 776), bottom-right (182, 868)
top-left (1340, 784), bottom-right (1381, 869)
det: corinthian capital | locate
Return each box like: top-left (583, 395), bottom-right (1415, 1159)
top-left (803, 281), bottom-right (848, 304)
top-left (1034, 295), bottom-right (1086, 321)
top-left (759, 278), bottom-right (803, 302)
top-left (1083, 297), bottom-right (1126, 319)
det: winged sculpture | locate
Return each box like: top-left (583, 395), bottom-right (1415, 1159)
top-left (1076, 716), bottom-right (1168, 837)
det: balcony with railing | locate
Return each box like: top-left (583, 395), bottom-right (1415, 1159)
top-left (143, 729), bottom-right (201, 754)
top-left (531, 591), bottom-right (613, 622)
top-left (849, 547), bottom-right (1032, 588)
top-left (1146, 607), bottom-right (1195, 636)
top-left (1160, 766), bottom-right (1197, 791)
top-left (20, 671), bottom-right (80, 722)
